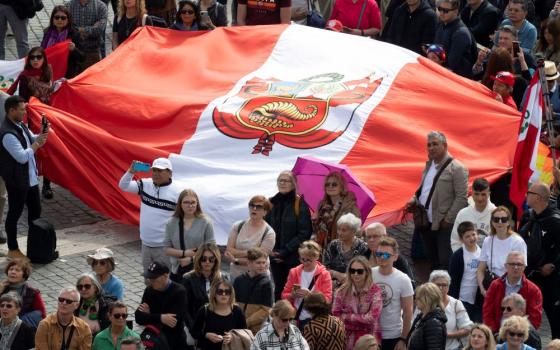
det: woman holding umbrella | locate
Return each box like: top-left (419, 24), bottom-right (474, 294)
top-left (313, 172), bottom-right (360, 248)
top-left (265, 170), bottom-right (313, 301)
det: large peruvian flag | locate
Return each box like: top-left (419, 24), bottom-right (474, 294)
top-left (510, 71), bottom-right (543, 216)
top-left (26, 25), bottom-right (521, 243)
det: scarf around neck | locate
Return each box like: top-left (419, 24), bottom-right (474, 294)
top-left (41, 28), bottom-right (69, 49)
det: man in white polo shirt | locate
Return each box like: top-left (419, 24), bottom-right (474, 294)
top-left (372, 236), bottom-right (414, 350)
top-left (119, 158), bottom-right (182, 277)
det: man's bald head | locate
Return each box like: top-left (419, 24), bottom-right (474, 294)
top-left (529, 182), bottom-right (550, 198)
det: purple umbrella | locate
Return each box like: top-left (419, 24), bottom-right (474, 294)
top-left (292, 156), bottom-right (376, 223)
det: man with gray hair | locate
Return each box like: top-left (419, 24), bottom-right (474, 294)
top-left (483, 251), bottom-right (542, 333)
top-left (121, 336), bottom-right (145, 350)
top-left (519, 181), bottom-right (560, 338)
top-left (499, 293), bottom-right (541, 349)
top-left (35, 286), bottom-right (92, 349)
top-left (433, 0), bottom-right (476, 78)
top-left (408, 131), bottom-right (468, 270)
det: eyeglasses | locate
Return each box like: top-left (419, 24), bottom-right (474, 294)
top-left (54, 15), bottom-right (67, 20)
top-left (501, 306), bottom-right (513, 312)
top-left (492, 216), bottom-right (509, 223)
top-left (58, 297), bottom-right (77, 305)
top-left (526, 191), bottom-right (541, 197)
top-left (277, 179), bottom-right (292, 184)
top-left (437, 6), bottom-right (455, 13)
top-left (349, 268), bottom-right (365, 275)
top-left (216, 288), bottom-right (232, 296)
top-left (365, 234), bottom-right (382, 240)
top-left (29, 55), bottom-right (43, 61)
top-left (508, 331), bottom-right (524, 338)
top-left (92, 260), bottom-right (107, 266)
top-left (0, 303), bottom-right (14, 309)
top-left (375, 251), bottom-right (393, 260)
top-left (300, 257), bottom-right (313, 263)
top-left (435, 283), bottom-right (449, 288)
top-left (77, 284), bottom-right (92, 290)
top-left (112, 313), bottom-right (128, 319)
top-left (200, 256), bottom-right (216, 263)
top-left (281, 318), bottom-right (293, 323)
top-left (325, 182), bottom-right (339, 188)
top-left (249, 204), bottom-right (265, 210)
top-left (180, 9), bottom-right (195, 14)
top-left (506, 262), bottom-right (524, 268)
top-left (183, 200), bottom-right (197, 206)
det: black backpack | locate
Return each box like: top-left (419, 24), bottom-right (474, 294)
top-left (27, 218), bottom-right (58, 264)
top-left (140, 325), bottom-right (170, 350)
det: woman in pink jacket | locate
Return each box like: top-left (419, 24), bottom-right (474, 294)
top-left (332, 256), bottom-right (383, 350)
top-left (281, 240), bottom-right (333, 330)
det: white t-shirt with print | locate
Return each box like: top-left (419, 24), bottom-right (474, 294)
top-left (372, 267), bottom-right (414, 339)
top-left (460, 245), bottom-right (481, 304)
top-left (480, 234), bottom-right (527, 278)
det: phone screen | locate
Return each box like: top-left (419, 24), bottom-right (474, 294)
top-left (132, 161), bottom-right (151, 172)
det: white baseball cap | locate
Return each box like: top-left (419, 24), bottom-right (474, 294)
top-left (152, 158), bottom-right (172, 171)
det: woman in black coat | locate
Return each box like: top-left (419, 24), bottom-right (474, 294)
top-left (0, 293), bottom-right (35, 350)
top-left (408, 282), bottom-right (447, 350)
top-left (265, 170), bottom-right (312, 301)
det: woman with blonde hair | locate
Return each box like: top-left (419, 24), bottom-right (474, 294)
top-left (333, 256), bottom-right (383, 349)
top-left (164, 188), bottom-right (215, 281)
top-left (407, 282), bottom-right (447, 350)
top-left (353, 335), bottom-right (379, 350)
top-left (251, 300), bottom-right (310, 349)
top-left (463, 324), bottom-right (495, 350)
top-left (497, 316), bottom-right (535, 350)
top-left (192, 278), bottom-right (246, 350)
top-left (112, 0), bottom-right (149, 48)
top-left (282, 240), bottom-right (332, 330)
top-left (313, 172), bottom-right (360, 248)
top-left (476, 206), bottom-right (526, 296)
top-left (182, 243), bottom-right (224, 342)
top-left (266, 170), bottom-right (312, 301)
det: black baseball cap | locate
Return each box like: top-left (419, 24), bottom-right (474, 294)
top-left (143, 261), bottom-right (170, 279)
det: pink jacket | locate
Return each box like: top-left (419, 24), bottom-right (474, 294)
top-left (332, 283), bottom-right (383, 350)
top-left (281, 262), bottom-right (333, 305)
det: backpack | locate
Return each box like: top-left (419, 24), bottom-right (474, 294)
top-left (27, 218), bottom-right (58, 264)
top-left (142, 14), bottom-right (168, 28)
top-left (140, 325), bottom-right (170, 350)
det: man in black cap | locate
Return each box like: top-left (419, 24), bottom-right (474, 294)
top-left (135, 261), bottom-right (188, 349)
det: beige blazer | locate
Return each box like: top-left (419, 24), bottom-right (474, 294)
top-left (416, 153), bottom-right (469, 231)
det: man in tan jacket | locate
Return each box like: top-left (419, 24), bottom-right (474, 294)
top-left (410, 131), bottom-right (468, 269)
top-left (35, 287), bottom-right (92, 350)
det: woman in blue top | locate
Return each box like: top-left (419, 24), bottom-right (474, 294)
top-left (497, 316), bottom-right (536, 350)
top-left (87, 248), bottom-right (124, 300)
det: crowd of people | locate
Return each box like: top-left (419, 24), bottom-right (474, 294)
top-left (0, 0), bottom-right (560, 347)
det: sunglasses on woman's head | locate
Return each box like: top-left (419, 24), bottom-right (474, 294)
top-left (492, 216), bottom-right (508, 223)
top-left (349, 268), bottom-right (365, 275)
top-left (216, 288), bottom-right (232, 296)
top-left (180, 9), bottom-right (195, 14)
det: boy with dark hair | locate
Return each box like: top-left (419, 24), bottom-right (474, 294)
top-left (449, 221), bottom-right (483, 322)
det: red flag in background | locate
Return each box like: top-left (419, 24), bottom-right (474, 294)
top-left (27, 25), bottom-right (521, 242)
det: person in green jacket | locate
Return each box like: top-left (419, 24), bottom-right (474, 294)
top-left (93, 301), bottom-right (140, 350)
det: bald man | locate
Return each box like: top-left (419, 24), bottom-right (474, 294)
top-left (519, 182), bottom-right (560, 338)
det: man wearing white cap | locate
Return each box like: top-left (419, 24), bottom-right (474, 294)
top-left (119, 158), bottom-right (181, 278)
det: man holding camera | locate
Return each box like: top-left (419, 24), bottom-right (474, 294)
top-left (0, 95), bottom-right (48, 259)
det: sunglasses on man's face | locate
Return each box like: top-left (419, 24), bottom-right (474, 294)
top-left (58, 297), bottom-right (77, 305)
top-left (437, 6), bottom-right (454, 13)
top-left (375, 251), bottom-right (393, 260)
top-left (349, 268), bottom-right (365, 275)
top-left (492, 216), bottom-right (509, 223)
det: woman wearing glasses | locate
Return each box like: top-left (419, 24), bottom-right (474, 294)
top-left (313, 172), bottom-right (360, 248)
top-left (170, 1), bottom-right (204, 30)
top-left (164, 189), bottom-right (215, 282)
top-left (182, 243), bottom-right (225, 343)
top-left (265, 170), bottom-right (312, 301)
top-left (192, 278), bottom-right (247, 350)
top-left (476, 206), bottom-right (527, 297)
top-left (87, 248), bottom-right (124, 300)
top-left (323, 213), bottom-right (368, 288)
top-left (8, 47), bottom-right (52, 105)
top-left (332, 256), bottom-right (383, 350)
top-left (73, 273), bottom-right (112, 336)
top-left (281, 240), bottom-right (332, 330)
top-left (225, 195), bottom-right (275, 281)
top-left (251, 299), bottom-right (310, 349)
top-left (429, 270), bottom-right (473, 350)
top-left (92, 301), bottom-right (140, 350)
top-left (0, 293), bottom-right (35, 350)
top-left (496, 316), bottom-right (536, 350)
top-left (0, 259), bottom-right (46, 329)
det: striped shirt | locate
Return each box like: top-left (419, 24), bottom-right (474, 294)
top-left (65, 0), bottom-right (108, 49)
top-left (251, 323), bottom-right (310, 350)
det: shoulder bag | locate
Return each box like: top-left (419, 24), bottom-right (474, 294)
top-left (482, 236), bottom-right (497, 289)
top-left (306, 0), bottom-right (326, 28)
